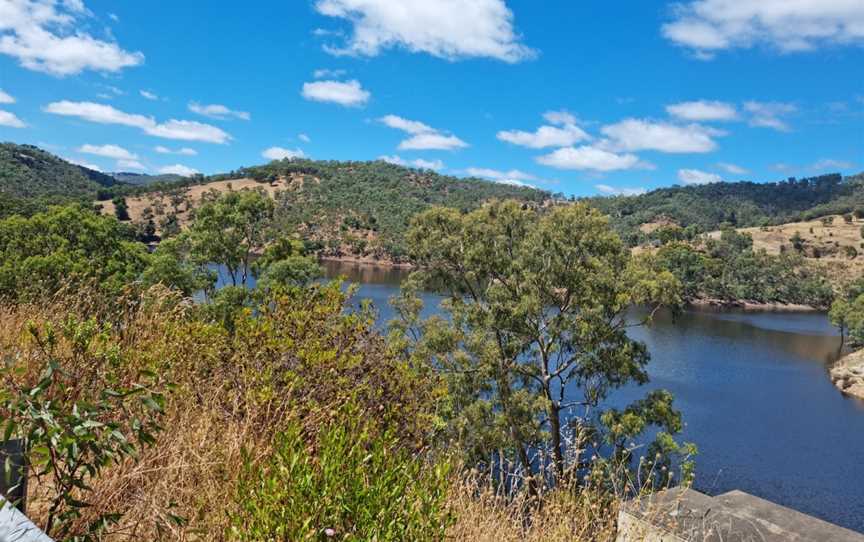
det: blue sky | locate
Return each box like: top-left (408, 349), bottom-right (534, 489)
top-left (0, 0), bottom-right (862, 196)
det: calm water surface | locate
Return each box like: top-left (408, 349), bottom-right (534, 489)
top-left (320, 260), bottom-right (864, 533)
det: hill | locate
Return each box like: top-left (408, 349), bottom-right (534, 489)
top-left (111, 171), bottom-right (184, 186)
top-left (586, 173), bottom-right (864, 242)
top-left (104, 158), bottom-right (549, 261)
top-left (0, 142), bottom-right (120, 199)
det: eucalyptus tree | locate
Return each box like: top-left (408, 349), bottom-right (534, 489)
top-left (390, 200), bottom-right (689, 487)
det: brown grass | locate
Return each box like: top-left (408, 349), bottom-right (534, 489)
top-left (708, 214), bottom-right (864, 284)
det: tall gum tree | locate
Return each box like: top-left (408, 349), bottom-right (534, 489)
top-left (390, 200), bottom-right (691, 489)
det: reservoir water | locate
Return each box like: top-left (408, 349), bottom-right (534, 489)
top-left (223, 260), bottom-right (864, 532)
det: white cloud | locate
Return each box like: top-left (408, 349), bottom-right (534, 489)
top-left (662, 0), bottom-right (864, 56)
top-left (0, 110), bottom-right (26, 128)
top-left (188, 102), bottom-right (250, 121)
top-left (399, 133), bottom-right (467, 151)
top-left (595, 184), bottom-right (648, 196)
top-left (78, 143), bottom-right (137, 160)
top-left (301, 79), bottom-right (370, 107)
top-left (465, 167), bottom-right (536, 181)
top-left (158, 164), bottom-right (199, 176)
top-left (811, 158), bottom-right (855, 171)
top-left (0, 0), bottom-right (144, 76)
top-left (154, 145), bottom-right (197, 156)
top-left (379, 114), bottom-right (468, 151)
top-left (0, 89), bottom-right (14, 104)
top-left (678, 168), bottom-right (722, 185)
top-left (717, 162), bottom-right (748, 175)
top-left (66, 157), bottom-right (102, 171)
top-left (298, 133), bottom-right (311, 143)
top-left (44, 101), bottom-right (231, 143)
top-left (313, 0), bottom-right (534, 62)
top-left (379, 114), bottom-right (434, 134)
top-left (744, 101), bottom-right (796, 131)
top-left (262, 146), bottom-right (306, 161)
top-left (313, 68), bottom-right (346, 79)
top-left (117, 159), bottom-right (146, 171)
top-left (536, 145), bottom-right (647, 172)
top-left (600, 119), bottom-right (721, 153)
top-left (379, 155), bottom-right (444, 170)
top-left (497, 111), bottom-right (590, 149)
top-left (140, 90), bottom-right (158, 100)
top-left (666, 100), bottom-right (738, 121)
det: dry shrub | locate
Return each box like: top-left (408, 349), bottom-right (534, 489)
top-left (445, 469), bottom-right (620, 542)
top-left (2, 283), bottom-right (441, 540)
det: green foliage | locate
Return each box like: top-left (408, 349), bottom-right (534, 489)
top-left (830, 277), bottom-right (864, 346)
top-left (392, 200), bottom-right (689, 485)
top-left (231, 415), bottom-right (451, 542)
top-left (112, 196), bottom-right (130, 221)
top-left (0, 143), bottom-right (119, 201)
top-left (140, 236), bottom-right (216, 296)
top-left (0, 205), bottom-right (150, 301)
top-left (655, 229), bottom-right (833, 308)
top-left (186, 189), bottom-right (275, 287)
top-left (0, 316), bottom-right (168, 541)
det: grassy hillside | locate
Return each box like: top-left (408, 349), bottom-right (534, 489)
top-left (586, 173), bottom-right (864, 242)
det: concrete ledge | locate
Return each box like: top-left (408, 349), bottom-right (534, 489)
top-left (617, 487), bottom-right (864, 542)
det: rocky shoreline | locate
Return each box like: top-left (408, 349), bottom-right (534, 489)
top-left (831, 350), bottom-right (864, 400)
top-left (687, 298), bottom-right (820, 312)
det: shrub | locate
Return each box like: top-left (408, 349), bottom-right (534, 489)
top-left (231, 415), bottom-right (452, 541)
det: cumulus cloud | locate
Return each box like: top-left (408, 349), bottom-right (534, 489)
top-left (666, 100), bottom-right (738, 121)
top-left (155, 145), bottom-right (197, 156)
top-left (744, 101), bottom-right (796, 131)
top-left (536, 145), bottom-right (647, 172)
top-left (313, 68), bottom-right (346, 79)
top-left (379, 114), bottom-right (468, 151)
top-left (717, 162), bottom-right (748, 175)
top-left (0, 89), bottom-right (14, 104)
top-left (379, 155), bottom-right (444, 170)
top-left (678, 168), bottom-right (722, 185)
top-left (662, 0), bottom-right (864, 57)
top-left (298, 133), bottom-right (311, 143)
top-left (0, 110), bottom-right (26, 128)
top-left (301, 79), bottom-right (370, 107)
top-left (497, 110), bottom-right (590, 149)
top-left (43, 101), bottom-right (231, 143)
top-left (465, 167), bottom-right (536, 182)
top-left (140, 90), bottom-right (158, 100)
top-left (188, 102), bottom-right (250, 121)
top-left (0, 0), bottom-right (144, 75)
top-left (595, 184), bottom-right (648, 196)
top-left (158, 164), bottom-right (199, 176)
top-left (313, 0), bottom-right (534, 62)
top-left (117, 159), bottom-right (146, 171)
top-left (262, 147), bottom-right (306, 161)
top-left (66, 157), bottom-right (102, 171)
top-left (600, 119), bottom-right (721, 153)
top-left (810, 158), bottom-right (855, 171)
top-left (78, 143), bottom-right (137, 160)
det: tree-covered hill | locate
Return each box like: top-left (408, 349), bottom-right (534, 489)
top-left (205, 159), bottom-right (550, 258)
top-left (0, 142), bottom-right (120, 198)
top-left (585, 172), bottom-right (864, 242)
top-left (111, 171), bottom-right (184, 186)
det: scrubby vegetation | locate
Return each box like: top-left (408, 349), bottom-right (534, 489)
top-left (588, 173), bottom-right (864, 243)
top-left (653, 228), bottom-right (833, 308)
top-left (0, 197), bottom-right (692, 541)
